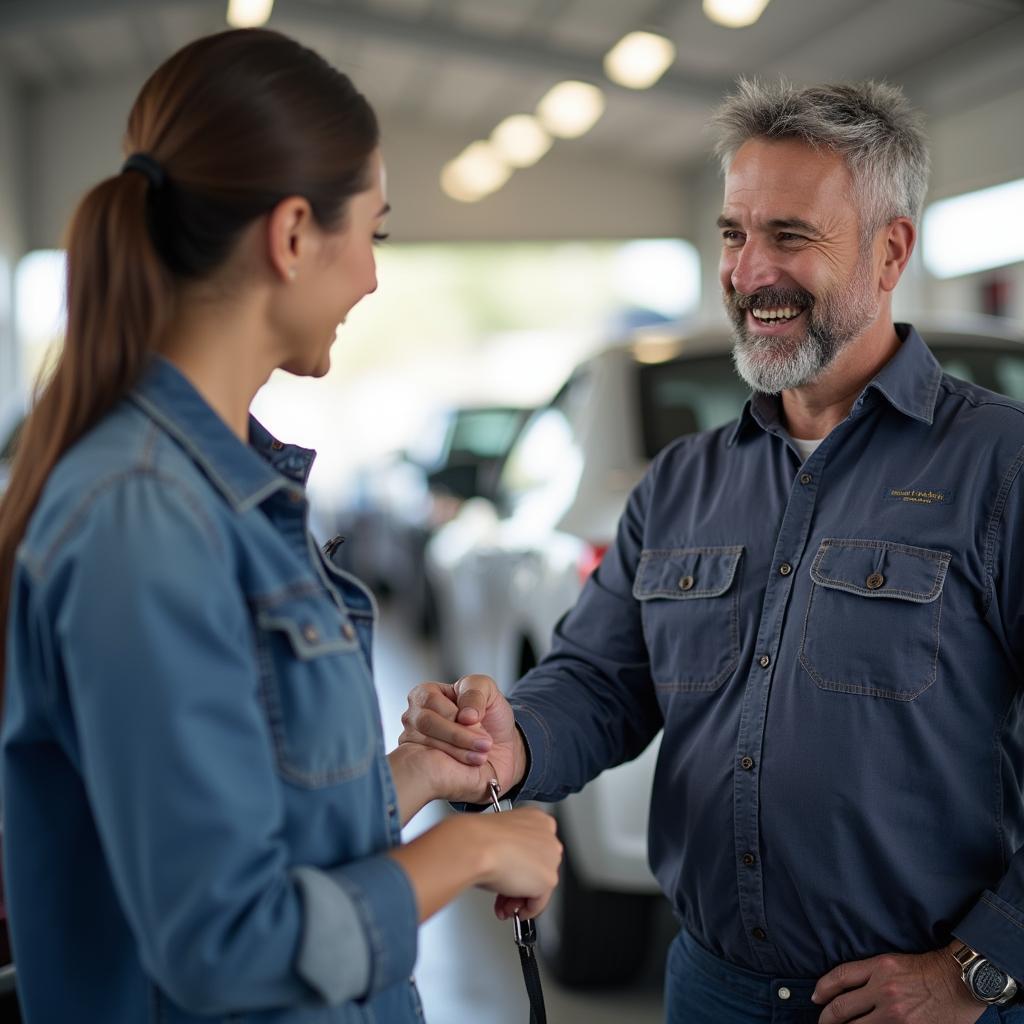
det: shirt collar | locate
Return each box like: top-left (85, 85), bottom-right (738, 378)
top-left (728, 323), bottom-right (942, 446)
top-left (129, 356), bottom-right (315, 512)
top-left (865, 323), bottom-right (942, 426)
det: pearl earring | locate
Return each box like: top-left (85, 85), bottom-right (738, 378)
top-left (287, 266), bottom-right (297, 281)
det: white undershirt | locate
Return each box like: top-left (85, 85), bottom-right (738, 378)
top-left (791, 436), bottom-right (824, 462)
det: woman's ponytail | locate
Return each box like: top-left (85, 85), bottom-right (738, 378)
top-left (0, 167), bottom-right (173, 699)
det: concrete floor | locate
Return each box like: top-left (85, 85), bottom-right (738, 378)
top-left (372, 605), bottom-right (668, 1024)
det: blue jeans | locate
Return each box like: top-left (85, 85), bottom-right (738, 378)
top-left (664, 930), bottom-right (1024, 1024)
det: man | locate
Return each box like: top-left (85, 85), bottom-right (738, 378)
top-left (401, 80), bottom-right (1024, 1023)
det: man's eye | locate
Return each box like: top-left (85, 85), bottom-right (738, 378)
top-left (373, 231), bottom-right (390, 244)
top-left (722, 231), bottom-right (744, 245)
top-left (778, 232), bottom-right (804, 242)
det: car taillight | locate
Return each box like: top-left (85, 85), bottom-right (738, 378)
top-left (578, 543), bottom-right (609, 585)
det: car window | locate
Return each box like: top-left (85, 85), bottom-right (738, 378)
top-left (638, 354), bottom-right (748, 458)
top-left (449, 409), bottom-right (527, 460)
top-left (933, 346), bottom-right (1024, 400)
top-left (497, 371), bottom-right (590, 513)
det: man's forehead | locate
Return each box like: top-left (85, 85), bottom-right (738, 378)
top-left (724, 138), bottom-right (851, 193)
top-left (720, 140), bottom-right (855, 228)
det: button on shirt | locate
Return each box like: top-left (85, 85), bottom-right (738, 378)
top-left (2, 358), bottom-right (421, 1023)
top-left (510, 325), bottom-right (1024, 981)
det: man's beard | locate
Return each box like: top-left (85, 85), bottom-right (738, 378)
top-left (725, 257), bottom-right (878, 394)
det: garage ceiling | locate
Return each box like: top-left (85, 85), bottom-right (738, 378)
top-left (1, 0), bottom-right (1023, 173)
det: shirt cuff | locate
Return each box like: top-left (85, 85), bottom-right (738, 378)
top-left (509, 704), bottom-right (554, 801)
top-left (954, 889), bottom-right (1024, 982)
top-left (292, 855), bottom-right (418, 1005)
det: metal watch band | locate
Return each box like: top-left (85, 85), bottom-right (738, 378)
top-left (952, 943), bottom-right (1019, 1006)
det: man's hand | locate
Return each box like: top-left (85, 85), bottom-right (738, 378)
top-left (399, 674), bottom-right (525, 803)
top-left (812, 945), bottom-right (988, 1024)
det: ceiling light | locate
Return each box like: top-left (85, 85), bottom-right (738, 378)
top-left (536, 81), bottom-right (606, 139)
top-left (227, 0), bottom-right (274, 29)
top-left (703, 0), bottom-right (771, 28)
top-left (490, 115), bottom-right (552, 168)
top-left (440, 142), bottom-right (512, 203)
top-left (603, 31), bottom-right (676, 89)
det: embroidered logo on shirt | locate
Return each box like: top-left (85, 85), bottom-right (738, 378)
top-left (883, 487), bottom-right (954, 506)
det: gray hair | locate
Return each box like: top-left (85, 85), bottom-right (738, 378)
top-left (709, 78), bottom-right (930, 236)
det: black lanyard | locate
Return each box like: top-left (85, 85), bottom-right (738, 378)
top-left (488, 780), bottom-right (547, 1024)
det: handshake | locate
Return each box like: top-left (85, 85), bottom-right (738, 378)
top-left (389, 674), bottom-right (563, 924)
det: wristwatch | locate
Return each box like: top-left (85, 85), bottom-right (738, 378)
top-left (952, 943), bottom-right (1019, 1005)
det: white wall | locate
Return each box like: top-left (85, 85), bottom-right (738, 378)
top-left (27, 73), bottom-right (689, 250)
top-left (0, 72), bottom-right (26, 406)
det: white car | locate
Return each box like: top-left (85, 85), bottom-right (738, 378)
top-left (426, 316), bottom-right (1024, 987)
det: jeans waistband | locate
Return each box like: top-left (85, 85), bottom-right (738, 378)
top-left (679, 929), bottom-right (820, 1008)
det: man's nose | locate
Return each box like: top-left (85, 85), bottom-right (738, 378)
top-left (729, 238), bottom-right (781, 296)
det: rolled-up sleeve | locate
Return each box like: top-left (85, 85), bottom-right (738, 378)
top-left (293, 857), bottom-right (417, 1003)
top-left (39, 471), bottom-right (415, 1013)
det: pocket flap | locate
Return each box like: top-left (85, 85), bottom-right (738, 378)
top-left (255, 591), bottom-right (359, 659)
top-left (633, 545), bottom-right (743, 600)
top-left (810, 539), bottom-right (951, 603)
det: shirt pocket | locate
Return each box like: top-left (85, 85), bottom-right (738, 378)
top-left (799, 538), bottom-right (951, 700)
top-left (253, 588), bottom-right (378, 788)
top-left (633, 545), bottom-right (743, 692)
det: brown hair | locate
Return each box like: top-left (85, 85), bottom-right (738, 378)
top-left (0, 29), bottom-right (379, 698)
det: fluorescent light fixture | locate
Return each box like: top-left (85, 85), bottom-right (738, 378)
top-left (923, 178), bottom-right (1024, 279)
top-left (536, 81), bottom-right (606, 139)
top-left (440, 141), bottom-right (512, 203)
top-left (703, 0), bottom-right (770, 28)
top-left (227, 0), bottom-right (274, 28)
top-left (490, 115), bottom-right (552, 168)
top-left (603, 31), bottom-right (676, 90)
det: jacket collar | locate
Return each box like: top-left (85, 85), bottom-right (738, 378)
top-left (130, 357), bottom-right (315, 513)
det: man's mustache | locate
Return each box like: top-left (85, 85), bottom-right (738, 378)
top-left (729, 287), bottom-right (815, 311)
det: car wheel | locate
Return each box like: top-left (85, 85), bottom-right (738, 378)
top-left (538, 839), bottom-right (655, 988)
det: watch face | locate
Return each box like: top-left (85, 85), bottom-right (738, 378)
top-left (971, 960), bottom-right (1009, 1000)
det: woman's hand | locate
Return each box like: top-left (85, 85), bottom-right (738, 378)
top-left (387, 741), bottom-right (497, 824)
top-left (470, 807), bottom-right (563, 921)
top-left (387, 806), bottom-right (562, 924)
top-left (400, 674), bottom-right (525, 802)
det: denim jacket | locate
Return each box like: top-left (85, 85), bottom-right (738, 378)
top-left (512, 325), bottom-right (1024, 982)
top-left (2, 358), bottom-right (422, 1022)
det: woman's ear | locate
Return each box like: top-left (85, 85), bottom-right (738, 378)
top-left (266, 197), bottom-right (313, 284)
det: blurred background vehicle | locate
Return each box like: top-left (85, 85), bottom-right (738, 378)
top-left (426, 314), bottom-right (1024, 988)
top-left (328, 403), bottom-right (532, 634)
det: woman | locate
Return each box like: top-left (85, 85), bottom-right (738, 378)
top-left (0, 28), bottom-right (560, 1024)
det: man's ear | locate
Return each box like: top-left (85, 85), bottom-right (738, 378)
top-left (266, 197), bottom-right (313, 284)
top-left (879, 217), bottom-right (916, 293)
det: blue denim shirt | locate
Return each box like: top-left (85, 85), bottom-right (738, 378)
top-left (2, 358), bottom-right (422, 1023)
top-left (511, 325), bottom-right (1024, 982)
